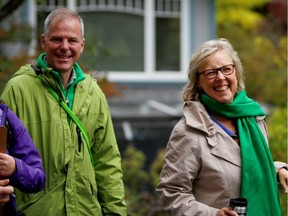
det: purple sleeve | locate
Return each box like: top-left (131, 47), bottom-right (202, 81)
top-left (6, 108), bottom-right (46, 193)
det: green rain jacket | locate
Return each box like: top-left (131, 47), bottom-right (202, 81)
top-left (1, 64), bottom-right (127, 216)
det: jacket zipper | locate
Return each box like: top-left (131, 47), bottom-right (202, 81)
top-left (65, 97), bottom-right (69, 108)
top-left (76, 126), bottom-right (81, 152)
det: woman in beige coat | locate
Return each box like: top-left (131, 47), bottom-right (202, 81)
top-left (156, 38), bottom-right (288, 216)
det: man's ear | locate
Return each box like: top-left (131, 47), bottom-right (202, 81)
top-left (80, 39), bottom-right (85, 54)
top-left (40, 34), bottom-right (46, 51)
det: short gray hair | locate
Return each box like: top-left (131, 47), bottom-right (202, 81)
top-left (182, 38), bottom-right (245, 101)
top-left (44, 7), bottom-right (85, 39)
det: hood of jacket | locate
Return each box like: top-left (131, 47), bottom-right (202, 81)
top-left (15, 64), bottom-right (65, 101)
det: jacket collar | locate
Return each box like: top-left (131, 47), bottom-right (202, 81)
top-left (183, 101), bottom-right (215, 136)
top-left (183, 101), bottom-right (241, 167)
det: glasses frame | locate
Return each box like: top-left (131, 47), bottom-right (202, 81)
top-left (198, 64), bottom-right (235, 80)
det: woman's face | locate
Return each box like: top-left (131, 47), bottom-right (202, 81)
top-left (197, 50), bottom-right (238, 104)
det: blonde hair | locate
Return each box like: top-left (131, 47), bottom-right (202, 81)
top-left (182, 38), bottom-right (245, 101)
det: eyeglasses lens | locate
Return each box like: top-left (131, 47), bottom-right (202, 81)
top-left (204, 64), bottom-right (234, 79)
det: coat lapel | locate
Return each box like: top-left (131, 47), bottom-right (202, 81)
top-left (184, 101), bottom-right (241, 167)
top-left (208, 134), bottom-right (241, 167)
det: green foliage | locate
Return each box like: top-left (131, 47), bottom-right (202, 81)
top-left (274, 37), bottom-right (287, 69)
top-left (121, 146), bottom-right (168, 216)
top-left (267, 107), bottom-right (287, 161)
top-left (216, 0), bottom-right (269, 30)
top-left (122, 145), bottom-right (149, 192)
top-left (150, 148), bottom-right (166, 188)
top-left (266, 107), bottom-right (288, 215)
top-left (243, 36), bottom-right (287, 106)
top-left (217, 0), bottom-right (269, 7)
top-left (0, 54), bottom-right (32, 92)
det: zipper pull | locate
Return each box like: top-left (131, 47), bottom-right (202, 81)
top-left (66, 97), bottom-right (69, 107)
top-left (76, 127), bottom-right (81, 152)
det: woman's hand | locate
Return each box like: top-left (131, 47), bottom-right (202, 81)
top-left (0, 179), bottom-right (14, 204)
top-left (278, 167), bottom-right (288, 193)
top-left (217, 207), bottom-right (238, 216)
top-left (0, 153), bottom-right (16, 177)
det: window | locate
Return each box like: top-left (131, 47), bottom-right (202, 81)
top-left (155, 0), bottom-right (181, 71)
top-left (35, 0), bottom-right (217, 82)
top-left (79, 0), bottom-right (181, 73)
top-left (80, 12), bottom-right (144, 71)
top-left (36, 0), bottom-right (185, 80)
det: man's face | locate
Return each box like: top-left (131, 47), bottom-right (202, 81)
top-left (40, 18), bottom-right (85, 74)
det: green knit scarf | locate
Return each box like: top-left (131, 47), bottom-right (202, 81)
top-left (200, 90), bottom-right (281, 216)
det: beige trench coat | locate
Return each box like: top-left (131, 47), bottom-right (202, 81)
top-left (156, 101), bottom-right (285, 216)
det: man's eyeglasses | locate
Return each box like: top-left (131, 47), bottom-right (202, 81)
top-left (198, 64), bottom-right (235, 80)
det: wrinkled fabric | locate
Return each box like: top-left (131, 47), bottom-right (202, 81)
top-left (0, 103), bottom-right (46, 216)
top-left (156, 100), bottom-right (283, 216)
top-left (200, 91), bottom-right (281, 216)
top-left (1, 64), bottom-right (126, 216)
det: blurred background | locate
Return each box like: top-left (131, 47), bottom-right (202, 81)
top-left (0, 0), bottom-right (286, 215)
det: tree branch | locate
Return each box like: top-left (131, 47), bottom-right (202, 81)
top-left (0, 0), bottom-right (25, 22)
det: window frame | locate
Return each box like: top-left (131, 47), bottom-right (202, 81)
top-left (31, 0), bottom-right (215, 83)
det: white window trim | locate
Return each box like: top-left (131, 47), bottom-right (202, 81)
top-left (30, 0), bottom-right (192, 83)
top-left (108, 0), bottom-right (189, 82)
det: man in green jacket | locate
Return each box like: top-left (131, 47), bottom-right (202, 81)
top-left (1, 7), bottom-right (127, 216)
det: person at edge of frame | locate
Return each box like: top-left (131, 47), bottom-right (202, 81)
top-left (0, 100), bottom-right (46, 216)
top-left (1, 7), bottom-right (127, 216)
